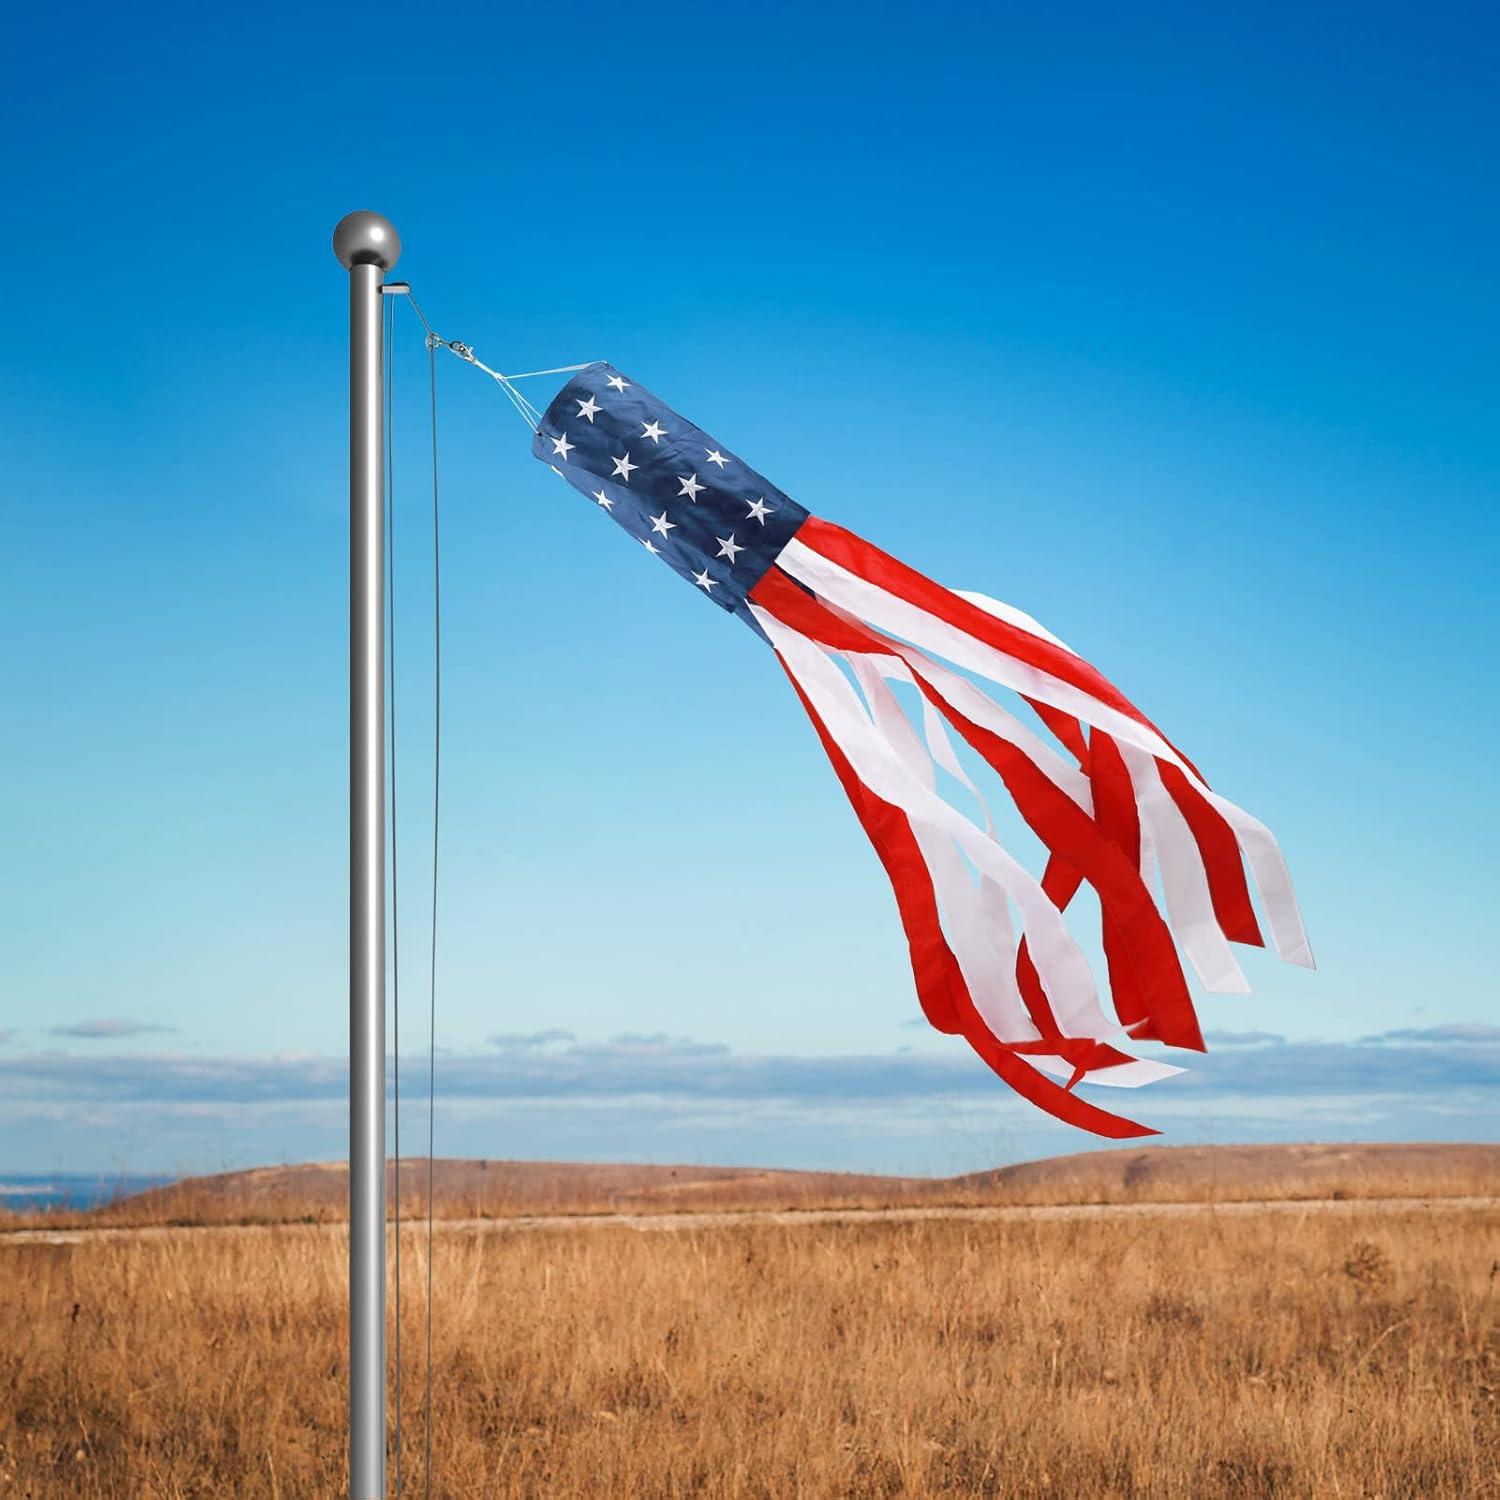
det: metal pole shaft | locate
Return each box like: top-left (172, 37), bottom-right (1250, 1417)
top-left (334, 210), bottom-right (401, 1500)
top-left (349, 255), bottom-right (386, 1500)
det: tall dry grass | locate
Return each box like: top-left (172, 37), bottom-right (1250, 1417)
top-left (2, 1203), bottom-right (1495, 1496)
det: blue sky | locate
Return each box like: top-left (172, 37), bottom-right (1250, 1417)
top-left (1, 2), bottom-right (1496, 1176)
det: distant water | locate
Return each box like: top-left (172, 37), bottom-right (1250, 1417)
top-left (0, 1173), bottom-right (175, 1213)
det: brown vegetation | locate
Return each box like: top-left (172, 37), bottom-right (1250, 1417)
top-left (1, 1192), bottom-right (1496, 1496)
top-left (8, 1141), bottom-right (1499, 1231)
top-left (952, 1141), bottom-right (1500, 1205)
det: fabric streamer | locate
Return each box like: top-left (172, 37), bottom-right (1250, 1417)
top-left (529, 362), bottom-right (1312, 1137)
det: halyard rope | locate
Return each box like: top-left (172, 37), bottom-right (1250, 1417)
top-left (421, 313), bottom-right (442, 1500)
top-left (396, 289), bottom-right (447, 1499)
top-left (388, 288), bottom-right (450, 1496)
top-left (388, 286), bottom-right (584, 1493)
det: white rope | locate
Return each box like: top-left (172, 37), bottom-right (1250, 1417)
top-left (482, 367), bottom-right (544, 432)
top-left (497, 363), bottom-right (593, 380)
top-left (446, 345), bottom-right (549, 432)
top-left (390, 288), bottom-right (591, 436)
top-left (437, 334), bottom-right (589, 433)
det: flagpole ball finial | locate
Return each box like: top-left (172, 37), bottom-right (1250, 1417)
top-left (333, 211), bottom-right (402, 271)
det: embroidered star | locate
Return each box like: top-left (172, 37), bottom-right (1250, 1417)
top-left (705, 448), bottom-right (729, 469)
top-left (641, 537), bottom-right (660, 555)
top-left (611, 453), bottom-right (637, 482)
top-left (677, 474), bottom-right (705, 501)
top-left (550, 432), bottom-right (574, 460)
top-left (641, 420), bottom-right (667, 444)
top-left (746, 497), bottom-right (774, 524)
top-left (606, 375), bottom-right (630, 393)
top-left (592, 489), bottom-right (614, 510)
top-left (691, 568), bottom-right (717, 592)
top-left (715, 533), bottom-right (743, 564)
top-left (649, 510), bottom-right (676, 537)
top-left (575, 396), bottom-right (601, 422)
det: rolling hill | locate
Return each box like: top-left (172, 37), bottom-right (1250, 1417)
top-left (18, 1140), bottom-right (1495, 1227)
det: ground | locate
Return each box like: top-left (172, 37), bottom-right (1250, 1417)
top-left (1, 1145), bottom-right (1495, 1497)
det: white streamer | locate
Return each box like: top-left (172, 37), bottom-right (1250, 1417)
top-left (756, 607), bottom-right (1127, 1043)
top-left (778, 537), bottom-right (1313, 969)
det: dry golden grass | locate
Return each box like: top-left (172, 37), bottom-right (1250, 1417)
top-left (2, 1200), bottom-right (1496, 1497)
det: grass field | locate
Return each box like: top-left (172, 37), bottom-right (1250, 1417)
top-left (1, 1150), bottom-right (1497, 1497)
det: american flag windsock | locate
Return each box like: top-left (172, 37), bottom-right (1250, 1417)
top-left (534, 362), bottom-right (1313, 1138)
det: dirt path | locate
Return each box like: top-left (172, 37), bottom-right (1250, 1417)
top-left (2, 1194), bottom-right (1495, 1247)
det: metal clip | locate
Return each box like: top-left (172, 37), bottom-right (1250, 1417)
top-left (448, 341), bottom-right (475, 362)
top-left (425, 332), bottom-right (444, 351)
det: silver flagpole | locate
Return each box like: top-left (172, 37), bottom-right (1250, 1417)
top-left (333, 210), bottom-right (400, 1500)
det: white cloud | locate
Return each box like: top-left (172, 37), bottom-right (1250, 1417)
top-left (1361, 1022), bottom-right (1500, 1045)
top-left (49, 1017), bottom-right (175, 1040)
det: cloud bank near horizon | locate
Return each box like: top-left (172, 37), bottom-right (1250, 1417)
top-left (2, 1025), bottom-right (1494, 1176)
top-left (1, 1023), bottom-right (1496, 1107)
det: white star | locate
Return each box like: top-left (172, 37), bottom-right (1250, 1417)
top-left (641, 537), bottom-right (660, 555)
top-left (550, 432), bottom-right (574, 460)
top-left (606, 375), bottom-right (630, 393)
top-left (592, 489), bottom-right (614, 511)
top-left (691, 568), bottom-right (717, 592)
top-left (677, 473), bottom-right (705, 501)
top-left (575, 396), bottom-right (601, 422)
top-left (641, 420), bottom-right (667, 444)
top-left (649, 510), bottom-right (676, 537)
top-left (611, 452), bottom-right (637, 482)
top-left (705, 448), bottom-right (729, 468)
top-left (715, 533), bottom-right (743, 564)
top-left (745, 497), bottom-right (774, 524)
